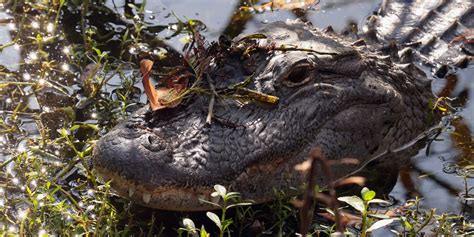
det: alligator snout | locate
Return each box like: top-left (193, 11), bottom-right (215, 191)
top-left (94, 112), bottom-right (234, 210)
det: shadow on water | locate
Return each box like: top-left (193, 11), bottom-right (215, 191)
top-left (0, 0), bottom-right (472, 235)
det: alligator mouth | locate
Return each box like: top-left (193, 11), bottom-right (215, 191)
top-left (94, 166), bottom-right (217, 211)
top-left (93, 133), bottom-right (303, 211)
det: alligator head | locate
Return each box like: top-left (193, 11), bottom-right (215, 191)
top-left (94, 21), bottom-right (437, 211)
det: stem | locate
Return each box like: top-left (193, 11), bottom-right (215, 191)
top-left (0, 40), bottom-right (17, 51)
top-left (0, 156), bottom-right (16, 169)
top-left (94, 184), bottom-right (110, 236)
top-left (220, 203), bottom-right (226, 237)
top-left (300, 147), bottom-right (345, 236)
top-left (464, 175), bottom-right (469, 198)
top-left (206, 76), bottom-right (217, 124)
top-left (414, 209), bottom-right (435, 236)
top-left (361, 207), bottom-right (368, 237)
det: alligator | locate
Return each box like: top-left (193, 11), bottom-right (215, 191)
top-left (93, 0), bottom-right (473, 211)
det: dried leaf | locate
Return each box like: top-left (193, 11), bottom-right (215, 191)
top-left (294, 159), bottom-right (312, 171)
top-left (140, 59), bottom-right (188, 111)
top-left (140, 59), bottom-right (153, 76)
top-left (334, 176), bottom-right (366, 187)
top-left (140, 59), bottom-right (161, 111)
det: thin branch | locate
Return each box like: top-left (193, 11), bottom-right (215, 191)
top-left (300, 147), bottom-right (345, 236)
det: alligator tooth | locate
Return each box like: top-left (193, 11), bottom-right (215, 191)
top-left (143, 192), bottom-right (152, 204)
top-left (128, 185), bottom-right (136, 197)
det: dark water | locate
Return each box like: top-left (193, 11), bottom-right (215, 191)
top-left (0, 0), bottom-right (472, 235)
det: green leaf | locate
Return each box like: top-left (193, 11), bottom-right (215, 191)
top-left (221, 219), bottom-right (233, 231)
top-left (324, 207), bottom-right (335, 216)
top-left (92, 47), bottom-right (102, 57)
top-left (368, 199), bottom-right (391, 205)
top-left (368, 213), bottom-right (390, 219)
top-left (127, 3), bottom-right (138, 10)
top-left (223, 192), bottom-right (241, 201)
top-left (214, 184), bottom-right (227, 198)
top-left (58, 128), bottom-right (69, 137)
top-left (401, 217), bottom-right (413, 230)
top-left (227, 202), bottom-right (254, 209)
top-left (206, 212), bottom-right (221, 229)
top-left (197, 199), bottom-right (221, 208)
top-left (366, 219), bottom-right (394, 232)
top-left (361, 187), bottom-right (375, 201)
top-left (338, 196), bottom-right (365, 213)
top-left (37, 193), bottom-right (47, 200)
top-left (70, 125), bottom-right (80, 131)
top-left (182, 218), bottom-right (195, 230)
top-left (200, 226), bottom-right (208, 237)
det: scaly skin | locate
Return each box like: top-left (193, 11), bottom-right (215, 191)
top-left (93, 20), bottom-right (440, 211)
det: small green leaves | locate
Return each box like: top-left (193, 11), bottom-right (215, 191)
top-left (337, 196), bottom-right (365, 213)
top-left (361, 187), bottom-right (376, 201)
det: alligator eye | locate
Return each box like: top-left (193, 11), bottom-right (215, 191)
top-left (283, 65), bottom-right (313, 87)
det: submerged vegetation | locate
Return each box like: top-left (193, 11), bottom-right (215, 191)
top-left (0, 0), bottom-right (472, 236)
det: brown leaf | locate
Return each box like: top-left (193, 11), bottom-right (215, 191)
top-left (334, 176), bottom-right (366, 187)
top-left (140, 59), bottom-right (153, 77)
top-left (140, 59), bottom-right (161, 111)
top-left (140, 59), bottom-right (189, 111)
top-left (294, 159), bottom-right (312, 172)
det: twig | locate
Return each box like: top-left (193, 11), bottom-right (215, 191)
top-left (299, 147), bottom-right (345, 236)
top-left (205, 75), bottom-right (217, 124)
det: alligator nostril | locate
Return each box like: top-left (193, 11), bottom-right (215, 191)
top-left (143, 134), bottom-right (168, 152)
